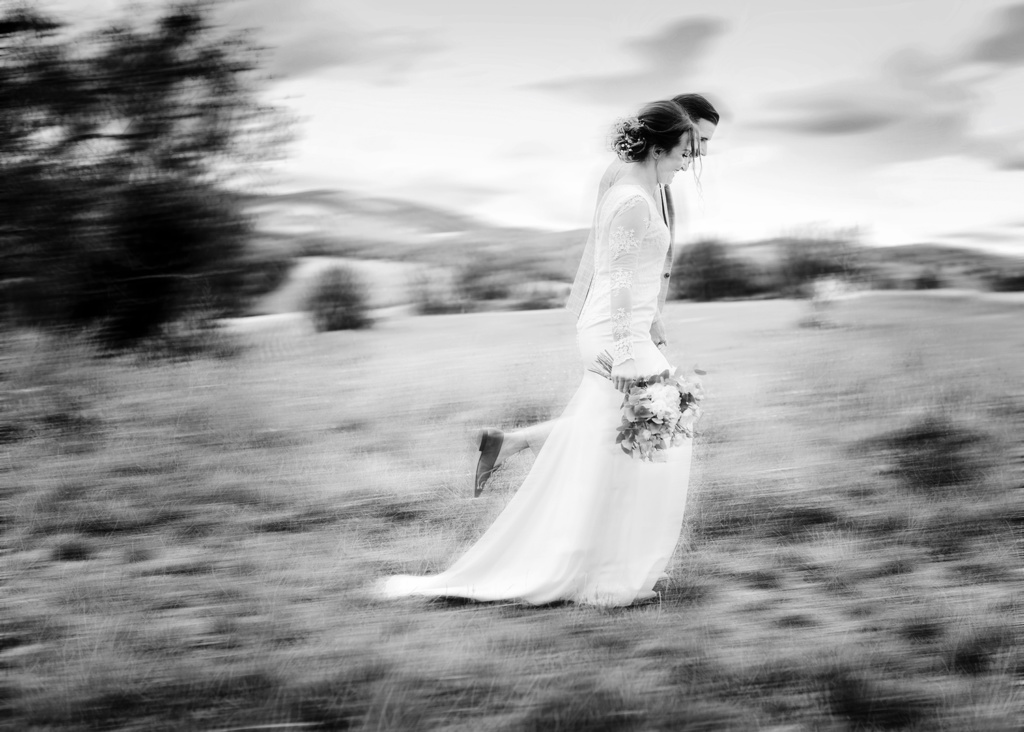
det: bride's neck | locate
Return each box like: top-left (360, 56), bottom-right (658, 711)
top-left (619, 160), bottom-right (660, 197)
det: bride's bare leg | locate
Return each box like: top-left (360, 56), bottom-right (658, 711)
top-left (520, 421), bottom-right (554, 456)
top-left (496, 420), bottom-right (554, 462)
top-left (494, 430), bottom-right (527, 464)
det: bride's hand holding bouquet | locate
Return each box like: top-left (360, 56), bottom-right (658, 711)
top-left (590, 350), bottom-right (705, 462)
top-left (610, 359), bottom-right (639, 394)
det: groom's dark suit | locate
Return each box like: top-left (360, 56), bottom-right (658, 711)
top-left (564, 159), bottom-right (676, 348)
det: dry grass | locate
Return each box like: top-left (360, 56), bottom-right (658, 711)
top-left (1, 292), bottom-right (1021, 730)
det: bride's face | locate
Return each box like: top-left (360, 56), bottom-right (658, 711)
top-left (655, 134), bottom-right (695, 184)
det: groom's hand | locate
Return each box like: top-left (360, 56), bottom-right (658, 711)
top-left (649, 313), bottom-right (668, 350)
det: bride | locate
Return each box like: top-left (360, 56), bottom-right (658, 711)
top-left (382, 100), bottom-right (699, 606)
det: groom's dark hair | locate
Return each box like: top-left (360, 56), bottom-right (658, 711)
top-left (672, 94), bottom-right (720, 125)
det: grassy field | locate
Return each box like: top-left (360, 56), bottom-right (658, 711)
top-left (1, 293), bottom-right (1022, 730)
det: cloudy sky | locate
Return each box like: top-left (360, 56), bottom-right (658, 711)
top-left (47, 0), bottom-right (1024, 250)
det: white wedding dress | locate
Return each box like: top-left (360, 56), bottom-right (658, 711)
top-left (382, 183), bottom-right (692, 606)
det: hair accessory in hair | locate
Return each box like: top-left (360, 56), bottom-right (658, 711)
top-left (613, 115), bottom-right (648, 162)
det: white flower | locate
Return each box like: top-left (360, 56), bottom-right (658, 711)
top-left (646, 383), bottom-right (681, 416)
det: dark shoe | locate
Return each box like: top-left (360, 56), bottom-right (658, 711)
top-left (474, 428), bottom-right (504, 497)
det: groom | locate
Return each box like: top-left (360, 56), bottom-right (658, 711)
top-left (475, 93), bottom-right (721, 496)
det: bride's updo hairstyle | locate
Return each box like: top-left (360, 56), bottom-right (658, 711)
top-left (612, 100), bottom-right (698, 163)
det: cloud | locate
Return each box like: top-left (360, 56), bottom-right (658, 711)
top-left (963, 127), bottom-right (1024, 171)
top-left (531, 17), bottom-right (726, 104)
top-left (756, 45), bottom-right (974, 138)
top-left (757, 92), bottom-right (902, 136)
top-left (970, 2), bottom-right (1024, 66)
top-left (747, 0), bottom-right (1024, 171)
top-left (944, 228), bottom-right (1024, 243)
top-left (269, 26), bottom-right (442, 82)
top-left (217, 0), bottom-right (443, 82)
top-left (749, 42), bottom-right (1024, 184)
top-left (754, 4), bottom-right (1024, 143)
top-left (390, 177), bottom-right (509, 209)
top-left (624, 17), bottom-right (726, 72)
top-left (790, 112), bottom-right (898, 135)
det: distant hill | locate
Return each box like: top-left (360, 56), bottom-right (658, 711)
top-left (241, 189), bottom-right (1023, 295)
top-left (730, 237), bottom-right (1022, 291)
top-left (243, 188), bottom-right (589, 282)
top-left (244, 188), bottom-right (484, 242)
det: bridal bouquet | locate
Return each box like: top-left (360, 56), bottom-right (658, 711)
top-left (590, 351), bottom-right (705, 462)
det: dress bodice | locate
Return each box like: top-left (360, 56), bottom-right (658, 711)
top-left (577, 184), bottom-right (671, 364)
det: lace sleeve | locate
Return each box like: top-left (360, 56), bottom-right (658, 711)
top-left (606, 195), bottom-right (651, 365)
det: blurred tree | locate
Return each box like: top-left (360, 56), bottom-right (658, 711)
top-left (670, 239), bottom-right (766, 301)
top-left (306, 266), bottom-right (371, 332)
top-left (913, 266), bottom-right (944, 290)
top-left (776, 230), bottom-right (861, 296)
top-left (0, 1), bottom-right (286, 344)
top-left (989, 271), bottom-right (1024, 292)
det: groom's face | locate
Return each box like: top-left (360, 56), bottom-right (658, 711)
top-left (696, 119), bottom-right (718, 157)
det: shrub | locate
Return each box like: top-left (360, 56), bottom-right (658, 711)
top-left (509, 280), bottom-right (570, 310)
top-left (914, 268), bottom-right (943, 290)
top-left (944, 626), bottom-right (1011, 675)
top-left (458, 262), bottom-right (514, 301)
top-left (510, 296), bottom-right (563, 311)
top-left (51, 537), bottom-right (94, 562)
top-left (409, 268), bottom-right (468, 315)
top-left (990, 271), bottom-right (1024, 292)
top-left (671, 239), bottom-right (766, 301)
top-left (225, 250), bottom-right (295, 316)
top-left (305, 266), bottom-right (371, 331)
top-left (860, 416), bottom-right (988, 496)
top-left (776, 234), bottom-right (861, 295)
top-left (138, 314), bottom-right (244, 362)
top-left (825, 668), bottom-right (934, 729)
top-left (515, 681), bottom-right (643, 732)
